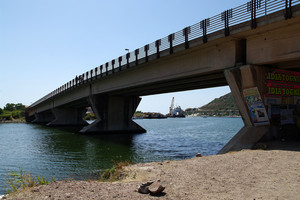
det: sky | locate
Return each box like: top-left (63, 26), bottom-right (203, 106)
top-left (0, 0), bottom-right (249, 114)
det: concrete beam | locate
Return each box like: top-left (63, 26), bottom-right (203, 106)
top-left (32, 111), bottom-right (54, 124)
top-left (247, 18), bottom-right (300, 65)
top-left (80, 95), bottom-right (145, 134)
top-left (47, 107), bottom-right (88, 126)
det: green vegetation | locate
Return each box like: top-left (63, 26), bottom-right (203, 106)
top-left (100, 161), bottom-right (131, 182)
top-left (0, 103), bottom-right (26, 121)
top-left (84, 112), bottom-right (96, 120)
top-left (134, 111), bottom-right (145, 118)
top-left (6, 169), bottom-right (56, 194)
top-left (185, 93), bottom-right (240, 117)
top-left (133, 111), bottom-right (167, 118)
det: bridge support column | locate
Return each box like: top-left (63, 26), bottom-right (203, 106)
top-left (47, 107), bottom-right (88, 126)
top-left (80, 95), bottom-right (146, 134)
top-left (32, 111), bottom-right (54, 124)
top-left (219, 65), bottom-right (271, 154)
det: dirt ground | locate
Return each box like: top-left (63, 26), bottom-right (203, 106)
top-left (3, 145), bottom-right (300, 200)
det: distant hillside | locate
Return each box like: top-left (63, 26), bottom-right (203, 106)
top-left (185, 93), bottom-right (240, 117)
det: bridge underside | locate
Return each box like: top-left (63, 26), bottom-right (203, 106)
top-left (27, 6), bottom-right (300, 151)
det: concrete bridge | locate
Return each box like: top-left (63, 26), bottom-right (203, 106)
top-left (26, 0), bottom-right (300, 153)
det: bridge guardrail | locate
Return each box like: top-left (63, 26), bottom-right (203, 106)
top-left (29, 0), bottom-right (300, 109)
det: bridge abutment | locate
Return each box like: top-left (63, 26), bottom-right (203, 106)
top-left (219, 65), bottom-right (271, 154)
top-left (80, 95), bottom-right (146, 134)
top-left (47, 107), bottom-right (88, 127)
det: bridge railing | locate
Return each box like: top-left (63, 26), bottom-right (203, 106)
top-left (29, 0), bottom-right (300, 109)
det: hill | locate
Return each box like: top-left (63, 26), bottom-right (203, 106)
top-left (185, 93), bottom-right (240, 117)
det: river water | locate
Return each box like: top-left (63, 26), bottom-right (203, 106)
top-left (0, 117), bottom-right (243, 194)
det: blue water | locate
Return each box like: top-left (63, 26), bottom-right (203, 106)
top-left (0, 117), bottom-right (243, 194)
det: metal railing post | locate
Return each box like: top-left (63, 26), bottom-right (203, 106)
top-left (201, 19), bottom-right (208, 43)
top-left (250, 0), bottom-right (257, 29)
top-left (118, 56), bottom-right (122, 71)
top-left (223, 10), bottom-right (231, 36)
top-left (144, 45), bottom-right (149, 62)
top-left (135, 49), bottom-right (139, 65)
top-left (100, 65), bottom-right (103, 77)
top-left (112, 60), bottom-right (115, 73)
top-left (95, 67), bottom-right (98, 79)
top-left (155, 39), bottom-right (161, 59)
top-left (285, 0), bottom-right (293, 19)
top-left (105, 62), bottom-right (109, 76)
top-left (168, 34), bottom-right (174, 54)
top-left (126, 53), bottom-right (130, 68)
top-left (183, 27), bottom-right (190, 49)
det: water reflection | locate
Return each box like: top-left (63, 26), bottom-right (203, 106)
top-left (0, 118), bottom-right (243, 195)
top-left (31, 124), bottom-right (138, 171)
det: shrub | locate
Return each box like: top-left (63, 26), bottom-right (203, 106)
top-left (12, 111), bottom-right (21, 119)
top-left (100, 161), bottom-right (131, 181)
top-left (6, 169), bottom-right (56, 194)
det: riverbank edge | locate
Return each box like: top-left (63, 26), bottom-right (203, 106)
top-left (2, 145), bottom-right (300, 200)
top-left (0, 119), bottom-right (26, 123)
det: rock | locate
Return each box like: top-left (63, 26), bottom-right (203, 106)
top-left (148, 181), bottom-right (165, 195)
top-left (138, 180), bottom-right (165, 195)
top-left (138, 185), bottom-right (150, 194)
top-left (196, 153), bottom-right (202, 157)
top-left (137, 181), bottom-right (153, 194)
top-left (31, 188), bottom-right (40, 192)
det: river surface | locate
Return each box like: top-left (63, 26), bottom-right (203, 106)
top-left (0, 117), bottom-right (243, 194)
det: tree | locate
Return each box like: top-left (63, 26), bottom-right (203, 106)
top-left (0, 108), bottom-right (3, 115)
top-left (4, 103), bottom-right (15, 111)
top-left (15, 103), bottom-right (25, 110)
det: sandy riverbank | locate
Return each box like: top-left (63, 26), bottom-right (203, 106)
top-left (3, 146), bottom-right (300, 200)
top-left (0, 119), bottom-right (26, 123)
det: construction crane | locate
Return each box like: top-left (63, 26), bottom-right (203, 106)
top-left (169, 97), bottom-right (174, 115)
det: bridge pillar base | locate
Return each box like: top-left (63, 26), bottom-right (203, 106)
top-left (32, 111), bottom-right (54, 124)
top-left (47, 107), bottom-right (88, 127)
top-left (80, 95), bottom-right (146, 134)
top-left (219, 65), bottom-right (271, 153)
top-left (218, 125), bottom-right (270, 154)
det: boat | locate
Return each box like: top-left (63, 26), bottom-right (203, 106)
top-left (167, 97), bottom-right (185, 118)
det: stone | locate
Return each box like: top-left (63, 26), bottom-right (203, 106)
top-left (196, 153), bottom-right (202, 157)
top-left (137, 181), bottom-right (153, 194)
top-left (148, 181), bottom-right (165, 195)
top-left (31, 188), bottom-right (40, 192)
top-left (138, 185), bottom-right (150, 194)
